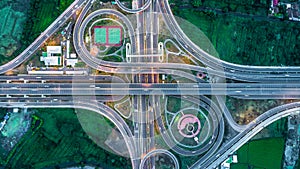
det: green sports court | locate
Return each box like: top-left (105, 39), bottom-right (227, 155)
top-left (93, 26), bottom-right (122, 46)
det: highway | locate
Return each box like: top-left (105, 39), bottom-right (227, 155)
top-left (0, 0), bottom-right (299, 168)
top-left (2, 82), bottom-right (300, 98)
top-left (0, 75), bottom-right (125, 82)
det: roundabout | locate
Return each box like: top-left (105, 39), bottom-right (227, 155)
top-left (171, 97), bottom-right (220, 149)
top-left (178, 114), bottom-right (201, 139)
top-left (155, 95), bottom-right (224, 156)
top-left (169, 108), bottom-right (213, 148)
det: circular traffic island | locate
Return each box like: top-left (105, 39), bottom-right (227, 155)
top-left (169, 108), bottom-right (214, 149)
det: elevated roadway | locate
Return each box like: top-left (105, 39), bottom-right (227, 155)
top-left (139, 149), bottom-right (180, 169)
top-left (158, 0), bottom-right (300, 75)
top-left (115, 0), bottom-right (151, 13)
top-left (0, 101), bottom-right (140, 168)
top-left (0, 75), bottom-right (124, 82)
top-left (0, 0), bottom-right (299, 168)
top-left (73, 1), bottom-right (300, 83)
top-left (153, 94), bottom-right (224, 156)
top-left (2, 83), bottom-right (300, 98)
top-left (192, 102), bottom-right (300, 169)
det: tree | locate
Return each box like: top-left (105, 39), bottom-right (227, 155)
top-left (191, 0), bottom-right (202, 7)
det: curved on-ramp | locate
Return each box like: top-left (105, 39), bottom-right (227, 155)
top-left (0, 101), bottom-right (140, 168)
top-left (115, 0), bottom-right (151, 13)
top-left (139, 149), bottom-right (180, 169)
top-left (192, 102), bottom-right (300, 169)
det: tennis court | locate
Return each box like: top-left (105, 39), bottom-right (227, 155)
top-left (108, 28), bottom-right (121, 45)
top-left (94, 27), bottom-right (107, 44)
top-left (93, 26), bottom-right (122, 46)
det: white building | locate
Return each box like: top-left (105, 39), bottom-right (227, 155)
top-left (40, 46), bottom-right (62, 66)
top-left (65, 53), bottom-right (78, 67)
top-left (66, 59), bottom-right (78, 67)
top-left (221, 155), bottom-right (238, 169)
top-left (46, 46), bottom-right (61, 56)
top-left (70, 53), bottom-right (77, 58)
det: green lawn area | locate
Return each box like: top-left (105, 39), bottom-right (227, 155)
top-left (187, 0), bottom-right (270, 16)
top-left (231, 137), bottom-right (284, 169)
top-left (0, 0), bottom-right (29, 64)
top-left (14, 0), bottom-right (74, 60)
top-left (23, 0), bottom-right (73, 40)
top-left (0, 108), bottom-right (131, 169)
top-left (173, 8), bottom-right (300, 66)
top-left (103, 55), bottom-right (123, 62)
top-left (167, 97), bottom-right (182, 113)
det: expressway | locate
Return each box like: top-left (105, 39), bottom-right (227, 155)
top-left (2, 82), bottom-right (300, 98)
top-left (0, 0), bottom-right (299, 168)
top-left (0, 75), bottom-right (125, 82)
top-left (215, 96), bottom-right (247, 132)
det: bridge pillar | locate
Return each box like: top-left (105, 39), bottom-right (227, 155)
top-left (158, 42), bottom-right (163, 62)
top-left (126, 43), bottom-right (132, 63)
top-left (6, 80), bottom-right (10, 83)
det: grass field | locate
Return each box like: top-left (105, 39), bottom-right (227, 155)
top-left (24, 0), bottom-right (73, 39)
top-left (103, 55), bottom-right (123, 62)
top-left (0, 0), bottom-right (29, 64)
top-left (31, 2), bottom-right (57, 37)
top-left (189, 0), bottom-right (270, 16)
top-left (0, 108), bottom-right (131, 169)
top-left (174, 8), bottom-right (300, 66)
top-left (231, 137), bottom-right (284, 169)
top-left (9, 0), bottom-right (74, 63)
top-left (0, 0), bottom-right (74, 65)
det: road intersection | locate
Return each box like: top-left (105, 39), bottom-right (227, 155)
top-left (0, 0), bottom-right (299, 168)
